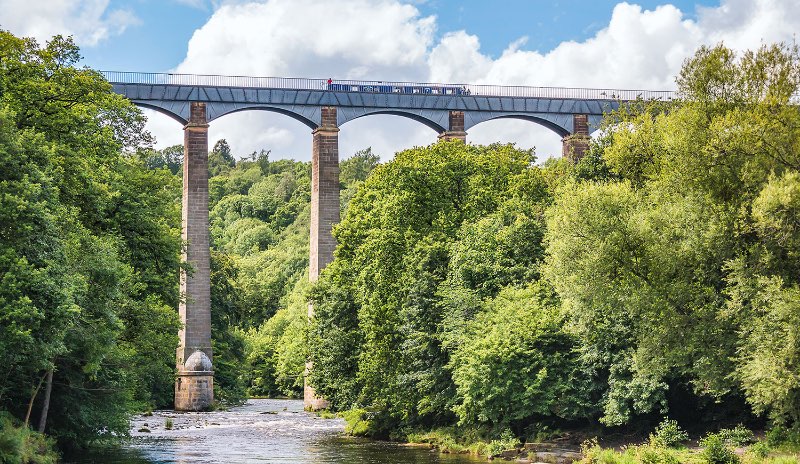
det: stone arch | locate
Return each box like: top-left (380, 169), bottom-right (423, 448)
top-left (133, 101), bottom-right (188, 125)
top-left (338, 108), bottom-right (447, 133)
top-left (467, 114), bottom-right (571, 138)
top-left (205, 104), bottom-right (319, 129)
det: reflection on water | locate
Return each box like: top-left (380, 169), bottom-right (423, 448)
top-left (66, 399), bottom-right (483, 464)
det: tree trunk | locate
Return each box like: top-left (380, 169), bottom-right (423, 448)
top-left (24, 373), bottom-right (46, 428)
top-left (37, 368), bottom-right (53, 433)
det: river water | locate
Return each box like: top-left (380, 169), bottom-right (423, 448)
top-left (66, 399), bottom-right (484, 464)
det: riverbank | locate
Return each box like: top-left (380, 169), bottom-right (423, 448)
top-left (331, 414), bottom-right (800, 463)
top-left (397, 427), bottom-right (800, 463)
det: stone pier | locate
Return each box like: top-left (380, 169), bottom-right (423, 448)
top-left (175, 102), bottom-right (214, 411)
top-left (562, 114), bottom-right (590, 161)
top-left (305, 106), bottom-right (340, 410)
top-left (438, 111), bottom-right (467, 141)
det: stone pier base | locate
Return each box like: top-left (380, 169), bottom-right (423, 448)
top-left (175, 374), bottom-right (214, 411)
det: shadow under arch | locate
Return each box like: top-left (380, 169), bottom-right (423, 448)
top-left (340, 110), bottom-right (446, 134)
top-left (135, 102), bottom-right (188, 125)
top-left (209, 105), bottom-right (317, 130)
top-left (470, 115), bottom-right (571, 138)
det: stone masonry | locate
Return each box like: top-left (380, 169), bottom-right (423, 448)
top-left (305, 106), bottom-right (339, 410)
top-left (561, 114), bottom-right (590, 161)
top-left (438, 111), bottom-right (467, 141)
top-left (176, 102), bottom-right (214, 411)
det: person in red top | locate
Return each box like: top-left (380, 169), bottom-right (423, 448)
top-left (327, 78), bottom-right (332, 85)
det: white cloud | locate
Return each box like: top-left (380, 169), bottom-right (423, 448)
top-left (0, 0), bottom-right (138, 46)
top-left (144, 0), bottom-right (800, 162)
top-left (176, 0), bottom-right (435, 79)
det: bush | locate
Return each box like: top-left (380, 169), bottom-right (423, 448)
top-left (747, 441), bottom-right (770, 459)
top-left (701, 433), bottom-right (740, 464)
top-left (449, 284), bottom-right (592, 427)
top-left (341, 409), bottom-right (386, 437)
top-left (765, 426), bottom-right (800, 449)
top-left (637, 445), bottom-right (681, 464)
top-left (0, 413), bottom-right (58, 464)
top-left (485, 429), bottom-right (519, 457)
top-left (719, 425), bottom-right (755, 446)
top-left (649, 418), bottom-right (689, 448)
top-left (579, 440), bottom-right (684, 464)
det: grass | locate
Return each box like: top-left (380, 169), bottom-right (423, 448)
top-left (404, 427), bottom-right (519, 457)
top-left (315, 410), bottom-right (338, 419)
top-left (578, 440), bottom-right (800, 464)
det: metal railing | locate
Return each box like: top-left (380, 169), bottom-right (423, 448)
top-left (99, 70), bottom-right (677, 101)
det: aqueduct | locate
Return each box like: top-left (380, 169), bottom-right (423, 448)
top-left (103, 71), bottom-right (674, 410)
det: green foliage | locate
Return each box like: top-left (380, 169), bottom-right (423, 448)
top-left (766, 426), bottom-right (800, 449)
top-left (209, 139), bottom-right (235, 177)
top-left (339, 147), bottom-right (380, 185)
top-left (0, 413), bottom-right (58, 464)
top-left (701, 433), bottom-right (741, 464)
top-left (448, 284), bottom-right (593, 427)
top-left (545, 42), bottom-right (800, 427)
top-left (580, 440), bottom-right (686, 464)
top-left (210, 252), bottom-right (248, 405)
top-left (138, 144), bottom-right (182, 175)
top-left (341, 409), bottom-right (378, 437)
top-left (650, 419), bottom-right (689, 448)
top-left (0, 30), bottom-right (182, 448)
top-left (243, 278), bottom-right (309, 397)
top-left (719, 425), bottom-right (756, 447)
top-left (310, 141), bottom-right (562, 435)
top-left (204, 147), bottom-right (377, 400)
top-left (747, 441), bottom-right (771, 459)
top-left (485, 429), bottom-right (519, 457)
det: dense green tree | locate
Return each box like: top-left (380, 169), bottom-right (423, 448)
top-left (139, 144), bottom-right (182, 175)
top-left (209, 139), bottom-right (235, 177)
top-left (448, 284), bottom-right (594, 429)
top-left (545, 42), bottom-right (800, 426)
top-left (309, 142), bottom-right (561, 434)
top-left (0, 30), bottom-right (181, 449)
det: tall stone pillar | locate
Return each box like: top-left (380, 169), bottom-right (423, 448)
top-left (175, 102), bottom-right (214, 411)
top-left (561, 114), bottom-right (590, 161)
top-left (438, 111), bottom-right (467, 141)
top-left (305, 106), bottom-right (339, 410)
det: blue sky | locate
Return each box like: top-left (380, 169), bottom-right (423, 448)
top-left (3, 0), bottom-right (798, 160)
top-left (79, 0), bottom-right (717, 73)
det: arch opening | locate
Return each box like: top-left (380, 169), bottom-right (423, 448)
top-left (468, 118), bottom-right (565, 161)
top-left (210, 106), bottom-right (317, 130)
top-left (470, 115), bottom-right (571, 138)
top-left (208, 110), bottom-right (313, 161)
top-left (341, 110), bottom-right (446, 134)
top-left (339, 114), bottom-right (437, 162)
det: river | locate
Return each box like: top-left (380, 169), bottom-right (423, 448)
top-left (66, 399), bottom-right (485, 463)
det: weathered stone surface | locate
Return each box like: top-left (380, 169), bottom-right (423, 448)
top-left (438, 111), bottom-right (467, 141)
top-left (175, 373), bottom-right (214, 411)
top-left (562, 114), bottom-right (590, 161)
top-left (305, 106), bottom-right (339, 410)
top-left (176, 102), bottom-right (214, 411)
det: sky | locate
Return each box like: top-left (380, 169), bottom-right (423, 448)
top-left (2, 0), bottom-right (799, 162)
